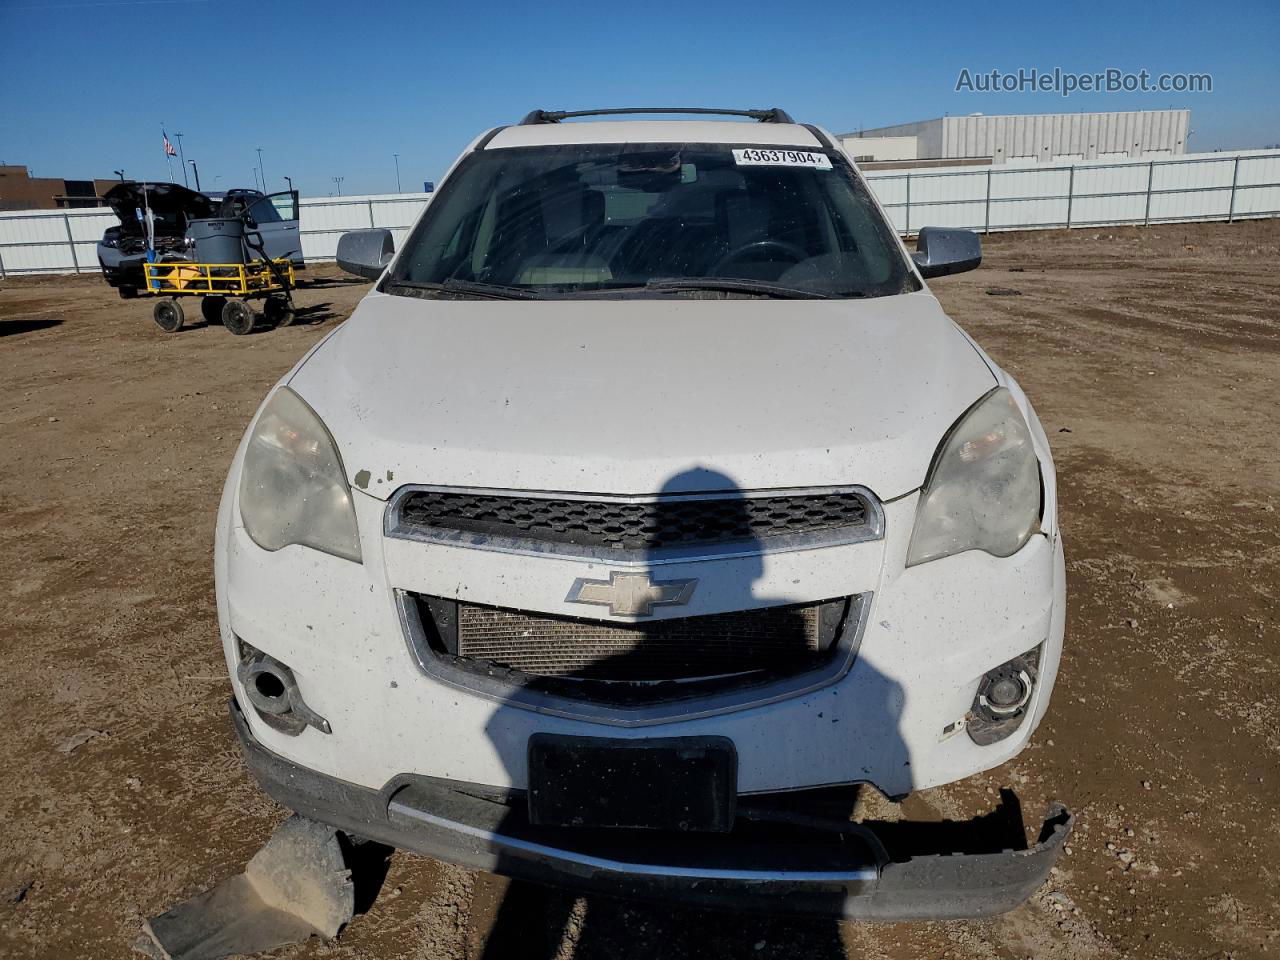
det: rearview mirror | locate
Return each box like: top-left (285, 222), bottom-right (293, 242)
top-left (911, 227), bottom-right (981, 279)
top-left (337, 228), bottom-right (395, 280)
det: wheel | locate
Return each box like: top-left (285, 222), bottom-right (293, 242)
top-left (200, 296), bottom-right (228, 325)
top-left (152, 298), bottom-right (184, 333)
top-left (221, 299), bottom-right (255, 336)
top-left (264, 296), bottom-right (296, 327)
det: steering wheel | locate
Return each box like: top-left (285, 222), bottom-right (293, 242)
top-left (709, 239), bottom-right (808, 275)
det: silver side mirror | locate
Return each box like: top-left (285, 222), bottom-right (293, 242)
top-left (912, 226), bottom-right (982, 279)
top-left (336, 228), bottom-right (395, 280)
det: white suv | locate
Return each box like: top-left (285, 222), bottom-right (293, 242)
top-left (215, 107), bottom-right (1070, 920)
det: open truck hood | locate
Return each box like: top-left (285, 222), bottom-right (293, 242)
top-left (288, 290), bottom-right (997, 501)
top-left (104, 182), bottom-right (215, 238)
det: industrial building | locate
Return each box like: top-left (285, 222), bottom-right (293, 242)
top-left (841, 109), bottom-right (1190, 167)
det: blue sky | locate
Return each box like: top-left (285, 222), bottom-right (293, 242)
top-left (2, 0), bottom-right (1277, 197)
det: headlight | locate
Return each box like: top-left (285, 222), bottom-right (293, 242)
top-left (906, 387), bottom-right (1040, 567)
top-left (239, 387), bottom-right (362, 563)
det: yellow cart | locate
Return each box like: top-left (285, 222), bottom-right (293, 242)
top-left (140, 259), bottom-right (296, 335)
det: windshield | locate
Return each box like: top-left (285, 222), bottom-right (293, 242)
top-left (387, 142), bottom-right (918, 299)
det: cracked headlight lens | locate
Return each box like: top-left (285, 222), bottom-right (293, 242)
top-left (239, 387), bottom-right (362, 563)
top-left (907, 387), bottom-right (1040, 567)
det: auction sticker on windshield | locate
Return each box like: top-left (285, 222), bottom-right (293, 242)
top-left (732, 148), bottom-right (832, 169)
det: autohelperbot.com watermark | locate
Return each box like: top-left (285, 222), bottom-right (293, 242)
top-left (955, 67), bottom-right (1212, 98)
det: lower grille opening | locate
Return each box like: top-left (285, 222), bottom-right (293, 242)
top-left (408, 594), bottom-right (852, 705)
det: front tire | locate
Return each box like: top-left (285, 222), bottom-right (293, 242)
top-left (221, 299), bottom-right (255, 336)
top-left (152, 298), bottom-right (184, 333)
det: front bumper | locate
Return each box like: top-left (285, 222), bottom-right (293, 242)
top-left (233, 699), bottom-right (1071, 921)
top-left (219, 484), bottom-right (1066, 799)
top-left (97, 251), bottom-right (145, 287)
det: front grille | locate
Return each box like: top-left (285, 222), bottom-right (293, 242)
top-left (414, 595), bottom-right (849, 685)
top-left (392, 488), bottom-right (875, 558)
top-left (405, 593), bottom-right (866, 710)
top-left (460, 604), bottom-right (818, 680)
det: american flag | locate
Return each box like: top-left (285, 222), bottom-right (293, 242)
top-left (162, 131), bottom-right (177, 157)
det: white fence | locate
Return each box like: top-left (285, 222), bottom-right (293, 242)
top-left (2, 150), bottom-right (1278, 277)
top-left (865, 150), bottom-right (1280, 234)
top-left (0, 192), bottom-right (433, 276)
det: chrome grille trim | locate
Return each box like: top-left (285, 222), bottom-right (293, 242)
top-left (384, 484), bottom-right (885, 566)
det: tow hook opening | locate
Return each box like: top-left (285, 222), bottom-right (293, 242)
top-left (237, 640), bottom-right (332, 736)
top-left (967, 646), bottom-right (1041, 746)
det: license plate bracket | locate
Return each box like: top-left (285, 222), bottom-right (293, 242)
top-left (527, 734), bottom-right (737, 832)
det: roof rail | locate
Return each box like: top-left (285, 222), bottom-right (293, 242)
top-left (519, 107), bottom-right (796, 125)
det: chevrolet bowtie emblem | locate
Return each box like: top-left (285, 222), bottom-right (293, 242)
top-left (565, 572), bottom-right (697, 617)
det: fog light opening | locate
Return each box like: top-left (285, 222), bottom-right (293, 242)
top-left (235, 640), bottom-right (333, 737)
top-left (978, 668), bottom-right (1033, 717)
top-left (967, 647), bottom-right (1041, 746)
top-left (254, 671), bottom-right (286, 701)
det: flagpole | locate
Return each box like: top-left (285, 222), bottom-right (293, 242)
top-left (162, 122), bottom-right (173, 182)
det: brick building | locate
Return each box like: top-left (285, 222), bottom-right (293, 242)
top-left (0, 165), bottom-right (118, 211)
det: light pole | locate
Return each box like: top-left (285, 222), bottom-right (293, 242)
top-left (175, 132), bottom-right (188, 187)
top-left (284, 175), bottom-right (293, 192)
top-left (394, 153), bottom-right (401, 193)
top-left (252, 167), bottom-right (261, 191)
top-left (188, 160), bottom-right (201, 191)
top-left (256, 147), bottom-right (265, 189)
top-left (113, 169), bottom-right (125, 181)
top-left (332, 176), bottom-right (344, 196)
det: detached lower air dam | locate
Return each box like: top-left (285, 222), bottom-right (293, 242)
top-left (966, 645), bottom-right (1042, 746)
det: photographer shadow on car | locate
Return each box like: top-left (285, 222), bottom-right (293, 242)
top-left (469, 467), bottom-right (915, 960)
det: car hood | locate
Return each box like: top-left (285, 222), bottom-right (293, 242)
top-left (288, 290), bottom-right (996, 501)
top-left (104, 182), bottom-right (214, 235)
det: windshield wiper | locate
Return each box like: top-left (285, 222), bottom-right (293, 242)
top-left (384, 278), bottom-right (543, 300)
top-left (644, 277), bottom-right (830, 300)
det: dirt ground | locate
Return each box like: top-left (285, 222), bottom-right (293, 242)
top-left (1, 219), bottom-right (1278, 960)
